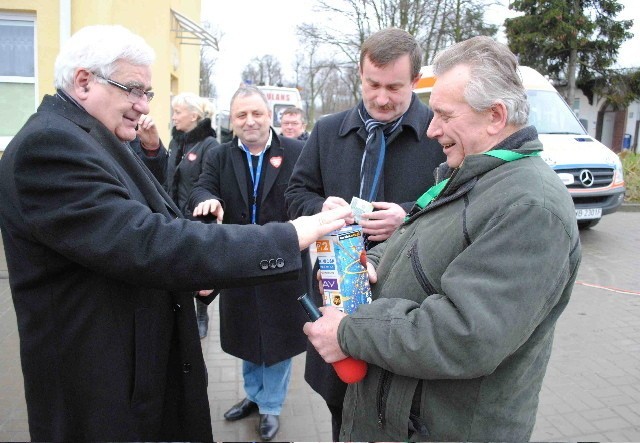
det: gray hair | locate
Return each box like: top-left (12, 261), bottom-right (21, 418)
top-left (432, 36), bottom-right (529, 125)
top-left (229, 85), bottom-right (270, 111)
top-left (54, 25), bottom-right (155, 91)
top-left (171, 92), bottom-right (213, 122)
top-left (360, 27), bottom-right (422, 80)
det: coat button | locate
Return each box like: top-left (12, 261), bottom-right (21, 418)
top-left (173, 303), bottom-right (182, 312)
top-left (183, 363), bottom-right (191, 373)
top-left (276, 258), bottom-right (284, 268)
top-left (268, 259), bottom-right (276, 269)
top-left (260, 260), bottom-right (269, 270)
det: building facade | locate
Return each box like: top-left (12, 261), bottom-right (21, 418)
top-left (0, 0), bottom-right (217, 152)
top-left (563, 87), bottom-right (639, 154)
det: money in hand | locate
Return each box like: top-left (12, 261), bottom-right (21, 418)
top-left (350, 196), bottom-right (374, 224)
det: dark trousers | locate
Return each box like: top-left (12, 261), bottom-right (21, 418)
top-left (328, 403), bottom-right (342, 442)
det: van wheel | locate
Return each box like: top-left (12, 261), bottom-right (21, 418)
top-left (578, 219), bottom-right (600, 230)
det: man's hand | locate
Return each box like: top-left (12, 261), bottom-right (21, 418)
top-left (290, 206), bottom-right (351, 250)
top-left (322, 196), bottom-right (355, 225)
top-left (359, 201), bottom-right (406, 242)
top-left (302, 306), bottom-right (348, 363)
top-left (136, 114), bottom-right (160, 151)
top-left (193, 199), bottom-right (224, 222)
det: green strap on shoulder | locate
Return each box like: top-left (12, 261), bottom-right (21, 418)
top-left (482, 149), bottom-right (540, 162)
top-left (412, 149), bottom-right (540, 212)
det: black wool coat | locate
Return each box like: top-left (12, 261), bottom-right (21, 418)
top-left (166, 118), bottom-right (219, 217)
top-left (285, 93), bottom-right (446, 405)
top-left (189, 132), bottom-right (309, 365)
top-left (0, 96), bottom-right (303, 441)
top-left (129, 136), bottom-right (169, 184)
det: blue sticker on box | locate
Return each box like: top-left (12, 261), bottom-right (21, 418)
top-left (316, 225), bottom-right (372, 314)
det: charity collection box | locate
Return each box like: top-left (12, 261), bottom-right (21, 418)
top-left (315, 225), bottom-right (372, 314)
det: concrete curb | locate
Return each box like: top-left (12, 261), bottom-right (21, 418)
top-left (620, 203), bottom-right (640, 212)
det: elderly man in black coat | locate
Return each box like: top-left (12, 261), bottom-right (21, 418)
top-left (285, 27), bottom-right (446, 441)
top-left (189, 85), bottom-right (306, 442)
top-left (0, 24), bottom-right (348, 442)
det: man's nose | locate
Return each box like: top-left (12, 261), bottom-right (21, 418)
top-left (426, 119), bottom-right (440, 138)
top-left (134, 99), bottom-right (150, 115)
top-left (375, 92), bottom-right (390, 107)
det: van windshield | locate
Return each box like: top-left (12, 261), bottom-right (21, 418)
top-left (526, 90), bottom-right (586, 135)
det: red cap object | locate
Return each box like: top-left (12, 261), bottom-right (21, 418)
top-left (333, 356), bottom-right (368, 384)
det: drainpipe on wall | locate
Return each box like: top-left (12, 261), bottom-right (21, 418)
top-left (60, 0), bottom-right (71, 47)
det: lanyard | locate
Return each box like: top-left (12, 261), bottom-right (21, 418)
top-left (412, 149), bottom-right (540, 213)
top-left (241, 144), bottom-right (266, 224)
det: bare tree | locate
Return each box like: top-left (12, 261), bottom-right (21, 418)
top-left (199, 46), bottom-right (217, 99)
top-left (241, 55), bottom-right (284, 86)
top-left (294, 24), bottom-right (346, 123)
top-left (297, 0), bottom-right (498, 102)
top-left (319, 67), bottom-right (357, 116)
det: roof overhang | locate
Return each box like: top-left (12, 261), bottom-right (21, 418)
top-left (171, 9), bottom-right (219, 50)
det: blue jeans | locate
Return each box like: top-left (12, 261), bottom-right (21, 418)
top-left (243, 358), bottom-right (292, 415)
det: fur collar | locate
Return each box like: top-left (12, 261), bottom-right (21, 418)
top-left (171, 118), bottom-right (216, 145)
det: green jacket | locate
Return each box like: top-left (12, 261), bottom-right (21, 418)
top-left (338, 127), bottom-right (582, 441)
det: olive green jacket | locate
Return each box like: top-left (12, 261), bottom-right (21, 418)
top-left (338, 127), bottom-right (582, 441)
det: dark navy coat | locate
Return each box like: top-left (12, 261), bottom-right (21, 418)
top-left (285, 94), bottom-right (446, 405)
top-left (190, 131), bottom-right (308, 365)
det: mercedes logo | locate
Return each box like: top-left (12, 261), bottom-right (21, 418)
top-left (579, 169), bottom-right (594, 187)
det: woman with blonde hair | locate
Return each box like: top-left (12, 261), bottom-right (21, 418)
top-left (168, 92), bottom-right (220, 338)
top-left (168, 93), bottom-right (218, 216)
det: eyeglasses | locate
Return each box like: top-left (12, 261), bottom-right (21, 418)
top-left (94, 73), bottom-right (154, 103)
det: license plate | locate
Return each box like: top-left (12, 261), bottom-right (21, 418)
top-left (575, 207), bottom-right (602, 220)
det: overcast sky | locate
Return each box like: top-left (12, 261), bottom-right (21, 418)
top-left (202, 0), bottom-right (639, 110)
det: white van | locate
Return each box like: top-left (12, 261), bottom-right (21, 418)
top-left (257, 85), bottom-right (303, 134)
top-left (415, 65), bottom-right (626, 229)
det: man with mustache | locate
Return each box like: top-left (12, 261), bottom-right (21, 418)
top-left (285, 27), bottom-right (445, 441)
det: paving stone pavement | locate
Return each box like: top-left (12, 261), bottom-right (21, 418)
top-left (1, 211), bottom-right (639, 441)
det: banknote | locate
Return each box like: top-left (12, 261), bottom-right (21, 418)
top-left (350, 196), bottom-right (373, 224)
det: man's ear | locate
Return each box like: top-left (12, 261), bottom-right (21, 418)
top-left (487, 101), bottom-right (508, 136)
top-left (73, 68), bottom-right (93, 101)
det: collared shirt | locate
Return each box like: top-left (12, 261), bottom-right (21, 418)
top-left (236, 131), bottom-right (273, 224)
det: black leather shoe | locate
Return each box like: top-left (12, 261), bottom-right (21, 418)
top-left (259, 414), bottom-right (279, 441)
top-left (223, 398), bottom-right (258, 421)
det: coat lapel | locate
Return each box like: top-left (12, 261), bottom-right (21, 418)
top-left (261, 142), bottom-right (284, 205)
top-left (230, 141), bottom-right (250, 207)
top-left (57, 98), bottom-right (181, 219)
